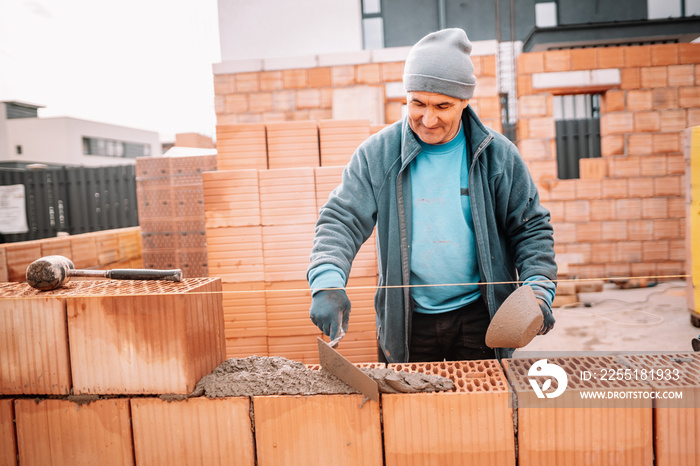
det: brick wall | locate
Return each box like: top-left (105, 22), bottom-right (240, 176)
top-left (517, 43), bottom-right (700, 279)
top-left (213, 49), bottom-right (502, 132)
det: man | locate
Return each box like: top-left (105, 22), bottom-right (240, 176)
top-left (308, 28), bottom-right (557, 363)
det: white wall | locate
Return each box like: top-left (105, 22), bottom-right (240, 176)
top-left (217, 0), bottom-right (363, 61)
top-left (5, 117), bottom-right (161, 167)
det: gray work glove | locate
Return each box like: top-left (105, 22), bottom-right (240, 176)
top-left (309, 289), bottom-right (351, 346)
top-left (531, 287), bottom-right (555, 335)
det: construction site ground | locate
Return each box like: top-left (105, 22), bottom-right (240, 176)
top-left (518, 280), bottom-right (699, 355)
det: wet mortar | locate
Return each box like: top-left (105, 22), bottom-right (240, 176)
top-left (191, 356), bottom-right (454, 398)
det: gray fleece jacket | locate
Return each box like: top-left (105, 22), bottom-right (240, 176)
top-left (308, 106), bottom-right (557, 363)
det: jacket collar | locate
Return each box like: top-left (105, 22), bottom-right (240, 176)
top-left (400, 105), bottom-right (491, 172)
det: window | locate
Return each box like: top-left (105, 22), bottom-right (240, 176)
top-left (361, 0), bottom-right (384, 49)
top-left (535, 2), bottom-right (558, 28)
top-left (16, 145), bottom-right (22, 155)
top-left (82, 137), bottom-right (148, 158)
top-left (554, 94), bottom-right (601, 179)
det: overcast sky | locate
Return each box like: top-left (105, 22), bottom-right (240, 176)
top-left (0, 0), bottom-right (221, 142)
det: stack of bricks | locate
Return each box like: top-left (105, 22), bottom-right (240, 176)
top-left (0, 226), bottom-right (142, 284)
top-left (2, 350), bottom-right (697, 464)
top-left (516, 43), bottom-right (700, 280)
top-left (205, 120), bottom-right (378, 363)
top-left (136, 154), bottom-right (217, 278)
top-left (0, 277), bottom-right (226, 465)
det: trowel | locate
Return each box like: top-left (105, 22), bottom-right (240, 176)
top-left (317, 337), bottom-right (379, 401)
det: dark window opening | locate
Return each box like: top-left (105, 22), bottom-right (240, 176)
top-left (16, 145), bottom-right (22, 155)
top-left (554, 93), bottom-right (601, 179)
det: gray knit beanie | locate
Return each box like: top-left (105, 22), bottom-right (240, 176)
top-left (403, 28), bottom-right (476, 100)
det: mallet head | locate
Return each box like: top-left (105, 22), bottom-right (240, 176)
top-left (26, 255), bottom-right (76, 291)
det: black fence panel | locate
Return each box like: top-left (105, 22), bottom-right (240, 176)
top-left (0, 165), bottom-right (138, 243)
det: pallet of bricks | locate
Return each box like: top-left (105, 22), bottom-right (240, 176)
top-left (553, 252), bottom-right (605, 307)
top-left (136, 154), bottom-right (216, 279)
top-left (209, 119), bottom-right (385, 363)
top-left (0, 226), bottom-right (142, 284)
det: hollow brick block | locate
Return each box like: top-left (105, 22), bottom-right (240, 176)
top-left (216, 123), bottom-right (268, 170)
top-left (254, 394), bottom-right (382, 466)
top-left (131, 397), bottom-right (255, 466)
top-left (206, 226), bottom-right (264, 282)
top-left (621, 353), bottom-right (700, 466)
top-left (3, 241), bottom-right (41, 283)
top-left (221, 281), bottom-right (267, 340)
top-left (262, 224), bottom-right (315, 282)
top-left (579, 158), bottom-right (609, 179)
top-left (266, 121), bottom-right (319, 169)
top-left (0, 292), bottom-right (71, 395)
top-left (15, 398), bottom-right (134, 466)
top-left (0, 398), bottom-right (16, 466)
top-left (503, 356), bottom-right (653, 466)
top-left (383, 360), bottom-right (515, 466)
top-left (259, 167), bottom-right (317, 225)
top-left (651, 43), bottom-right (679, 66)
top-left (203, 169), bottom-right (261, 228)
top-left (0, 248), bottom-right (7, 283)
top-left (597, 47), bottom-right (624, 69)
top-left (65, 278), bottom-right (225, 394)
top-left (318, 119), bottom-right (370, 167)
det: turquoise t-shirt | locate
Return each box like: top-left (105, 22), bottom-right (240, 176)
top-left (409, 124), bottom-right (481, 313)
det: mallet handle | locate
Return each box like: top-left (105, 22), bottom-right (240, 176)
top-left (69, 269), bottom-right (183, 282)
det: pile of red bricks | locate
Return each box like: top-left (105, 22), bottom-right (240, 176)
top-left (136, 155), bottom-right (217, 278)
top-left (206, 120), bottom-right (379, 363)
top-left (0, 226), bottom-right (142, 284)
top-left (2, 351), bottom-right (697, 465)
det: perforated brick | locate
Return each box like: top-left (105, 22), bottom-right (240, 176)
top-left (383, 360), bottom-right (515, 466)
top-left (0, 399), bottom-right (17, 466)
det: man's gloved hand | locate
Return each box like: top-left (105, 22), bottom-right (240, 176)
top-left (309, 289), bottom-right (351, 345)
top-left (531, 287), bottom-right (555, 335)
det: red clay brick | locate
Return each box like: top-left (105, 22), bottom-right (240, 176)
top-left (640, 155), bottom-right (668, 177)
top-left (518, 52), bottom-right (544, 74)
top-left (0, 399), bottom-right (16, 465)
top-left (590, 199), bottom-right (615, 221)
top-left (640, 66), bottom-right (667, 88)
top-left (609, 156), bottom-right (642, 177)
top-left (689, 108), bottom-right (700, 127)
top-left (207, 226), bottom-right (264, 282)
top-left (296, 89), bottom-right (321, 109)
top-left (553, 222), bottom-right (576, 243)
top-left (214, 74), bottom-right (236, 94)
top-left (602, 220), bottom-right (629, 241)
top-left (631, 261), bottom-right (657, 277)
top-left (15, 398), bottom-right (134, 465)
top-left (668, 64), bottom-right (695, 87)
top-left (66, 279), bottom-right (225, 395)
top-left (627, 134), bottom-right (653, 155)
top-left (259, 167), bottom-right (318, 224)
top-left (548, 179), bottom-right (577, 201)
top-left (282, 69), bottom-right (307, 89)
top-left (602, 113), bottom-right (634, 134)
top-left (570, 48), bottom-right (597, 70)
top-left (597, 47), bottom-right (625, 68)
top-left (624, 46), bottom-right (652, 67)
top-left (602, 90), bottom-right (625, 112)
top-left (679, 43), bottom-right (700, 64)
top-left (236, 72), bottom-right (261, 93)
top-left (519, 95), bottom-right (549, 117)
top-left (564, 200), bottom-right (591, 222)
top-left (602, 178), bottom-right (629, 198)
top-left (307, 67), bottom-right (332, 87)
top-left (668, 196), bottom-right (685, 218)
top-left (249, 92), bottom-right (274, 113)
top-left (601, 135), bottom-right (625, 156)
top-left (225, 93), bottom-right (249, 113)
top-left (606, 262), bottom-right (631, 278)
top-left (653, 133), bottom-right (681, 154)
top-left (260, 71), bottom-right (284, 91)
top-left (680, 87), bottom-right (700, 108)
top-left (331, 66), bottom-right (355, 86)
top-left (575, 178), bottom-right (602, 198)
top-left (544, 50), bottom-right (571, 72)
top-left (254, 394), bottom-right (382, 466)
top-left (527, 117), bottom-right (555, 138)
top-left (633, 111), bottom-right (661, 133)
top-left (576, 221), bottom-right (603, 242)
top-left (627, 177), bottom-right (656, 198)
top-left (381, 62), bottom-right (404, 82)
top-left (620, 68), bottom-right (641, 89)
top-left (131, 397), bottom-right (255, 466)
top-left (0, 293), bottom-right (71, 395)
top-left (517, 75), bottom-right (533, 96)
top-left (653, 88), bottom-right (679, 110)
top-left (384, 360), bottom-right (515, 466)
top-left (356, 63), bottom-right (381, 84)
top-left (650, 43), bottom-right (680, 66)
top-left (667, 154), bottom-right (685, 174)
top-left (590, 241), bottom-right (617, 264)
top-left (627, 89), bottom-right (654, 111)
top-left (654, 218), bottom-right (682, 239)
top-left (659, 109), bottom-right (688, 132)
top-left (618, 240), bottom-right (644, 261)
top-left (642, 240), bottom-right (670, 261)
